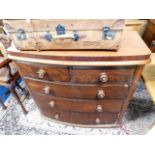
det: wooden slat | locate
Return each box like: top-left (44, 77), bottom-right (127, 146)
top-left (0, 57), bottom-right (11, 68)
top-left (4, 19), bottom-right (125, 32)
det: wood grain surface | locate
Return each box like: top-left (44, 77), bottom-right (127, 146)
top-left (25, 78), bottom-right (129, 100)
top-left (32, 92), bottom-right (123, 113)
top-left (4, 19), bottom-right (125, 50)
top-left (8, 31), bottom-right (151, 66)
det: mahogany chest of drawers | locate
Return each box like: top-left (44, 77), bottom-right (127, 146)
top-left (8, 31), bottom-right (151, 127)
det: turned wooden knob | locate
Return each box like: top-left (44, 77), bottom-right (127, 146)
top-left (99, 73), bottom-right (108, 83)
top-left (43, 86), bottom-right (50, 94)
top-left (95, 118), bottom-right (101, 124)
top-left (49, 101), bottom-right (55, 108)
top-left (97, 89), bottom-right (105, 99)
top-left (37, 69), bottom-right (46, 78)
top-left (124, 84), bottom-right (129, 88)
top-left (54, 114), bottom-right (59, 120)
top-left (96, 105), bottom-right (103, 112)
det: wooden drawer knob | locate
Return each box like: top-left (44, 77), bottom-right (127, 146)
top-left (99, 73), bottom-right (108, 83)
top-left (54, 114), bottom-right (59, 120)
top-left (97, 89), bottom-right (105, 99)
top-left (95, 118), bottom-right (101, 124)
top-left (96, 105), bottom-right (103, 112)
top-left (43, 86), bottom-right (50, 94)
top-left (124, 84), bottom-right (129, 88)
top-left (37, 69), bottom-right (46, 78)
top-left (49, 101), bottom-right (55, 108)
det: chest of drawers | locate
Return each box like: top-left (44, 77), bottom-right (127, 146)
top-left (8, 31), bottom-right (151, 127)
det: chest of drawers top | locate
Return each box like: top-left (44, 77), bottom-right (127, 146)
top-left (8, 31), bottom-right (151, 66)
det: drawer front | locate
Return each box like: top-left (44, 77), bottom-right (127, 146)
top-left (32, 93), bottom-right (123, 113)
top-left (36, 100), bottom-right (119, 125)
top-left (26, 79), bottom-right (129, 99)
top-left (16, 63), bottom-right (70, 82)
top-left (71, 66), bottom-right (135, 83)
top-left (4, 19), bottom-right (125, 51)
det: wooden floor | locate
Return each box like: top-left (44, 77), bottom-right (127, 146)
top-left (143, 53), bottom-right (155, 104)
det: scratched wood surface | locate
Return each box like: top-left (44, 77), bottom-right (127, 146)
top-left (4, 19), bottom-right (125, 50)
top-left (8, 31), bottom-right (151, 66)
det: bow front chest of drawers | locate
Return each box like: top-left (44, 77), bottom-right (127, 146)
top-left (8, 31), bottom-right (151, 127)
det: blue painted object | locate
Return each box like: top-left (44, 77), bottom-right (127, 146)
top-left (0, 78), bottom-right (22, 107)
top-left (102, 26), bottom-right (114, 40)
top-left (73, 33), bottom-right (80, 41)
top-left (16, 29), bottom-right (27, 40)
top-left (44, 31), bottom-right (52, 41)
top-left (0, 86), bottom-right (10, 105)
top-left (56, 24), bottom-right (66, 35)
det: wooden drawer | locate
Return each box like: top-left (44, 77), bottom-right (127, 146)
top-left (32, 93), bottom-right (123, 113)
top-left (16, 62), bottom-right (70, 82)
top-left (71, 66), bottom-right (135, 83)
top-left (36, 100), bottom-right (119, 125)
top-left (4, 19), bottom-right (125, 51)
top-left (26, 79), bottom-right (129, 100)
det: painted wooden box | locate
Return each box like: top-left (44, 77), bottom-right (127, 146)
top-left (3, 19), bottom-right (125, 51)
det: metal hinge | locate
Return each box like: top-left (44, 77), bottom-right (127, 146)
top-left (102, 26), bottom-right (115, 40)
top-left (16, 29), bottom-right (27, 40)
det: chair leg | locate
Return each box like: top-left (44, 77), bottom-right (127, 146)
top-left (15, 81), bottom-right (25, 92)
top-left (15, 81), bottom-right (30, 103)
top-left (0, 98), bottom-right (7, 110)
top-left (9, 87), bottom-right (28, 114)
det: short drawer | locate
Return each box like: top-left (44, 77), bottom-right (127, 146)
top-left (32, 93), bottom-right (123, 113)
top-left (16, 62), bottom-right (70, 82)
top-left (71, 66), bottom-right (135, 83)
top-left (26, 79), bottom-right (129, 100)
top-left (38, 103), bottom-right (119, 125)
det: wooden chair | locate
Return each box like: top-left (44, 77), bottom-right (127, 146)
top-left (0, 56), bottom-right (28, 114)
top-left (0, 35), bottom-right (28, 114)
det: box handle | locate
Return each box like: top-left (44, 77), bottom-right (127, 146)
top-left (53, 33), bottom-right (79, 41)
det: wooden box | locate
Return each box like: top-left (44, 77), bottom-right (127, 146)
top-left (3, 19), bottom-right (125, 51)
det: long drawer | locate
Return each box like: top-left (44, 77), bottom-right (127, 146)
top-left (32, 92), bottom-right (123, 113)
top-left (37, 101), bottom-right (119, 125)
top-left (25, 79), bottom-right (129, 100)
top-left (16, 62), bottom-right (135, 84)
